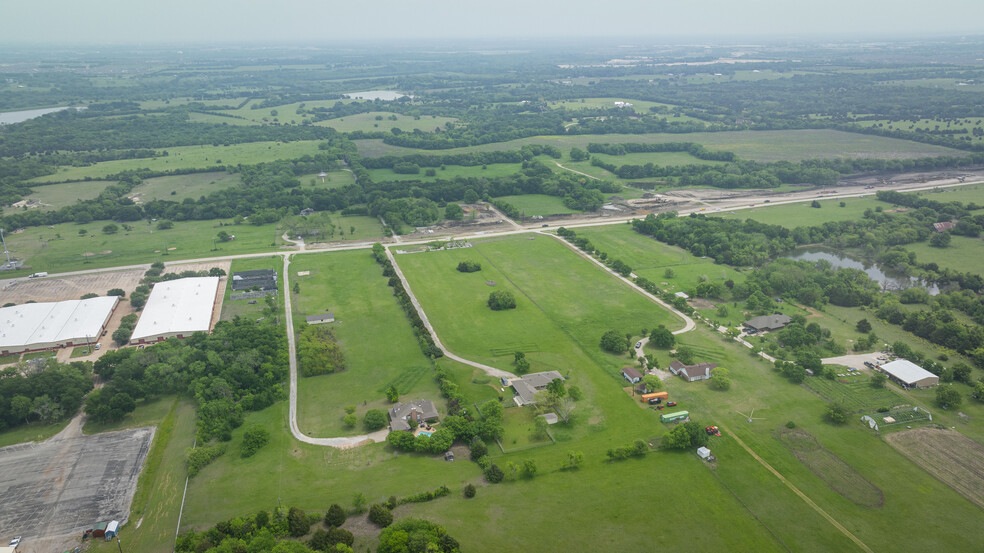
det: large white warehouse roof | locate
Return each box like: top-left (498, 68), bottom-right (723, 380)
top-left (880, 359), bottom-right (938, 386)
top-left (0, 296), bottom-right (119, 352)
top-left (130, 277), bottom-right (219, 343)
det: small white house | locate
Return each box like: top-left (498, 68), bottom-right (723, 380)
top-left (697, 446), bottom-right (711, 460)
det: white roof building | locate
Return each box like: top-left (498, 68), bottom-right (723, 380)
top-left (879, 359), bottom-right (939, 388)
top-left (130, 277), bottom-right (220, 344)
top-left (0, 296), bottom-right (119, 354)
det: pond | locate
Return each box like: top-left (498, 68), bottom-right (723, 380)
top-left (342, 90), bottom-right (408, 101)
top-left (784, 247), bottom-right (939, 294)
top-left (0, 106), bottom-right (84, 125)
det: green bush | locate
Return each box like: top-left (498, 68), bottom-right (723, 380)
top-left (287, 506), bottom-right (310, 537)
top-left (368, 503), bottom-right (394, 527)
top-left (485, 463), bottom-right (505, 483)
top-left (324, 503), bottom-right (346, 527)
top-left (364, 409), bottom-right (387, 431)
top-left (488, 290), bottom-right (517, 310)
top-left (240, 424), bottom-right (270, 458)
top-left (186, 444), bottom-right (226, 477)
top-left (464, 483), bottom-right (476, 498)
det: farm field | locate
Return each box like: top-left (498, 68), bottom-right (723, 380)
top-left (494, 194), bottom-right (580, 216)
top-left (367, 161), bottom-right (527, 183)
top-left (776, 428), bottom-right (884, 508)
top-left (720, 196), bottom-right (886, 227)
top-left (885, 428), bottom-right (984, 510)
top-left (129, 171), bottom-right (242, 202)
top-left (355, 129), bottom-right (963, 162)
top-left (852, 116), bottom-right (984, 144)
top-left (317, 112), bottom-right (457, 133)
top-left (290, 250), bottom-right (443, 437)
top-left (911, 181), bottom-right (984, 204)
top-left (547, 97), bottom-right (683, 112)
top-left (589, 150), bottom-right (729, 168)
top-left (27, 140), bottom-right (328, 183)
top-left (0, 218), bottom-right (285, 277)
top-left (803, 376), bottom-right (903, 413)
top-left (13, 180), bottom-right (114, 211)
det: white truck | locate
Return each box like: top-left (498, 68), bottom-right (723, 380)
top-left (28, 272), bottom-right (48, 278)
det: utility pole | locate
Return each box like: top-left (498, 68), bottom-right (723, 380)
top-left (0, 228), bottom-right (11, 266)
top-left (116, 536), bottom-right (123, 553)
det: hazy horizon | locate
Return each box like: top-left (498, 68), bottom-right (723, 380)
top-left (2, 0), bottom-right (983, 45)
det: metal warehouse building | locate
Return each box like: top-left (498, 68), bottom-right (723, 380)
top-left (879, 359), bottom-right (939, 388)
top-left (0, 296), bottom-right (119, 355)
top-left (130, 277), bottom-right (220, 345)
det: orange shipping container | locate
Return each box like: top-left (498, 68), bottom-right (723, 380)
top-left (641, 392), bottom-right (668, 402)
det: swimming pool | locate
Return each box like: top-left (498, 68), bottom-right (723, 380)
top-left (419, 431), bottom-right (433, 437)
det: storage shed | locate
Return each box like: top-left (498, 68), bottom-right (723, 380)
top-left (621, 367), bottom-right (643, 384)
top-left (105, 520), bottom-right (119, 539)
top-left (697, 446), bottom-right (711, 460)
top-left (660, 410), bottom-right (690, 423)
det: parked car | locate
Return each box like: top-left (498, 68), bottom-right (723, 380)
top-left (9, 536), bottom-right (21, 548)
top-left (666, 401), bottom-right (677, 407)
top-left (635, 341), bottom-right (642, 349)
top-left (864, 361), bottom-right (874, 368)
top-left (647, 397), bottom-right (662, 405)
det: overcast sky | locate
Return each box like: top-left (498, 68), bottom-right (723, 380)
top-left (1, 0), bottom-right (982, 44)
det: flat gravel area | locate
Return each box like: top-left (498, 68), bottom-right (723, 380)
top-left (0, 424), bottom-right (154, 548)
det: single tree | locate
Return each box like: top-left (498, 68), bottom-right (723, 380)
top-left (649, 326), bottom-right (675, 349)
top-left (856, 319), bottom-right (872, 333)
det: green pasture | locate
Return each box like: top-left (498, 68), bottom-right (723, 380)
top-left (590, 150), bottom-right (729, 168)
top-left (290, 249), bottom-right (443, 437)
top-left (572, 224), bottom-right (745, 295)
top-left (720, 196), bottom-right (885, 227)
top-left (905, 234), bottom-right (984, 274)
top-left (877, 78), bottom-right (984, 92)
top-left (0, 218), bottom-right (285, 277)
top-left (14, 180), bottom-right (114, 211)
top-left (494, 194), bottom-right (580, 216)
top-left (852, 117), bottom-right (984, 143)
top-left (907, 181), bottom-right (984, 205)
top-left (318, 112), bottom-right (457, 133)
top-left (367, 161), bottom-right (526, 183)
top-left (0, 419), bottom-right (69, 448)
top-left (28, 140), bottom-right (328, 183)
top-left (139, 97), bottom-right (248, 110)
top-left (298, 170), bottom-right (358, 189)
top-left (129, 171), bottom-right (242, 202)
top-left (355, 129), bottom-right (962, 163)
top-left (548, 97), bottom-right (682, 112)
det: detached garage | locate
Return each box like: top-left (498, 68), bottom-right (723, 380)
top-left (879, 359), bottom-right (938, 388)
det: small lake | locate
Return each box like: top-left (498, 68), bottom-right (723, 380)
top-left (343, 90), bottom-right (408, 101)
top-left (0, 106), bottom-right (84, 125)
top-left (784, 247), bottom-right (939, 294)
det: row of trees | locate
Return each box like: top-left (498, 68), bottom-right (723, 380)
top-left (371, 244), bottom-right (444, 358)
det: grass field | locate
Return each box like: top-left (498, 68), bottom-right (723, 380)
top-left (494, 194), bottom-right (580, 216)
top-left (0, 419), bottom-right (69, 448)
top-left (590, 150), bottom-right (729, 168)
top-left (905, 235), bottom-right (984, 274)
top-left (803, 376), bottom-right (903, 413)
top-left (776, 428), bottom-right (884, 508)
top-left (290, 250), bottom-right (443, 437)
top-left (720, 196), bottom-right (886, 227)
top-left (367, 161), bottom-right (527, 183)
top-left (0, 218), bottom-right (285, 277)
top-left (14, 180), bottom-right (114, 211)
top-left (130, 171), bottom-right (242, 202)
top-left (317, 112), bottom-right (457, 133)
top-left (355, 129), bottom-right (963, 163)
top-left (28, 140), bottom-right (329, 183)
top-left (298, 170), bottom-right (358, 189)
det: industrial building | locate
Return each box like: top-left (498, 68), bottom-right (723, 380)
top-left (878, 359), bottom-right (939, 388)
top-left (0, 296), bottom-right (119, 355)
top-left (231, 269), bottom-right (277, 292)
top-left (130, 277), bottom-right (219, 344)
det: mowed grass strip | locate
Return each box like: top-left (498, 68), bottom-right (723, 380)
top-left (885, 428), bottom-right (984, 510)
top-left (290, 249), bottom-right (442, 437)
top-left (355, 129), bottom-right (963, 162)
top-left (776, 428), bottom-right (884, 508)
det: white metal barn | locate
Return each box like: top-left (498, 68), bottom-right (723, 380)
top-left (130, 277), bottom-right (220, 344)
top-left (879, 359), bottom-right (939, 388)
top-left (0, 296), bottom-right (119, 355)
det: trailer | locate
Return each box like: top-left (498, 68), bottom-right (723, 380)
top-left (641, 391), bottom-right (669, 403)
top-left (28, 272), bottom-right (47, 278)
top-left (660, 410), bottom-right (690, 423)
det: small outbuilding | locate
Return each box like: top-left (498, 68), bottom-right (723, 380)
top-left (744, 313), bottom-right (792, 332)
top-left (697, 446), bottom-right (711, 460)
top-left (90, 521), bottom-right (108, 538)
top-left (879, 359), bottom-right (939, 388)
top-left (305, 313), bottom-right (335, 324)
top-left (105, 520), bottom-right (119, 539)
top-left (621, 367), bottom-right (643, 384)
top-left (674, 292), bottom-right (689, 299)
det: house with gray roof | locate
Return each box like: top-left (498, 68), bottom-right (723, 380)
top-left (510, 371), bottom-right (564, 406)
top-left (744, 314), bottom-right (792, 332)
top-left (621, 366), bottom-right (643, 384)
top-left (388, 399), bottom-right (439, 432)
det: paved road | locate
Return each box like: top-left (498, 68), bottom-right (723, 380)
top-left (384, 247), bottom-right (516, 379)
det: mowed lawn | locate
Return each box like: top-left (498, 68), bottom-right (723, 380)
top-left (0, 218), bottom-right (285, 276)
top-left (290, 250), bottom-right (442, 437)
top-left (356, 129), bottom-right (963, 162)
top-left (905, 235), bottom-right (984, 274)
top-left (494, 194), bottom-right (580, 216)
top-left (14, 180), bottom-right (114, 211)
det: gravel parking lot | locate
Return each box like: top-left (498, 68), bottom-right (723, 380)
top-left (0, 416), bottom-right (154, 553)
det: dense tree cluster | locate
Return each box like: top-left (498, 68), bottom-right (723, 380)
top-left (297, 325), bottom-right (346, 377)
top-left (372, 244), bottom-right (444, 358)
top-left (0, 360), bottom-right (93, 431)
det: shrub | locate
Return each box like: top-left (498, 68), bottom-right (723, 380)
top-left (470, 439), bottom-right (488, 461)
top-left (824, 403), bottom-right (848, 425)
top-left (107, 288), bottom-right (126, 297)
top-left (239, 425), bottom-right (269, 458)
top-left (186, 444), bottom-right (226, 477)
top-left (599, 329), bottom-right (628, 353)
top-left (488, 290), bottom-right (517, 310)
top-left (476, 454), bottom-right (492, 471)
top-left (368, 504), bottom-right (393, 528)
top-left (343, 413), bottom-right (357, 427)
top-left (287, 506), bottom-right (310, 537)
top-left (325, 504), bottom-right (346, 528)
top-left (456, 261), bottom-right (482, 273)
top-left (785, 421), bottom-right (796, 429)
top-left (464, 483), bottom-right (476, 498)
top-left (327, 527), bottom-right (354, 548)
top-left (344, 405), bottom-right (356, 414)
top-left (364, 409), bottom-right (387, 431)
top-left (485, 463), bottom-right (505, 483)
